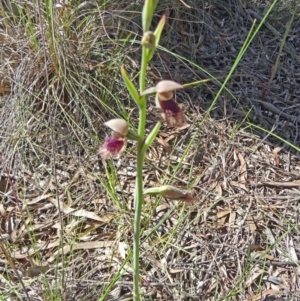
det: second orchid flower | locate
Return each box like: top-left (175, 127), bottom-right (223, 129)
top-left (142, 80), bottom-right (186, 127)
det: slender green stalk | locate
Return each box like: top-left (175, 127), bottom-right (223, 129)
top-left (133, 155), bottom-right (144, 300)
top-left (133, 45), bottom-right (148, 301)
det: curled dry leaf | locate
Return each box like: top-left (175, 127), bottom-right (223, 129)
top-left (250, 180), bottom-right (300, 187)
top-left (25, 193), bottom-right (54, 205)
top-left (156, 136), bottom-right (171, 154)
top-left (246, 215), bottom-right (257, 233)
top-left (237, 152), bottom-right (248, 192)
top-left (252, 289), bottom-right (283, 301)
top-left (237, 152), bottom-right (247, 181)
top-left (50, 241), bottom-right (115, 262)
top-left (272, 146), bottom-right (282, 167)
top-left (49, 198), bottom-right (113, 222)
top-left (214, 182), bottom-right (222, 200)
top-left (245, 266), bottom-right (264, 287)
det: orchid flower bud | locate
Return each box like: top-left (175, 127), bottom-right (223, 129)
top-left (144, 185), bottom-right (196, 202)
top-left (142, 31), bottom-right (156, 50)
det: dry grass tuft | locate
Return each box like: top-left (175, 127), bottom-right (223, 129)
top-left (0, 0), bottom-right (142, 170)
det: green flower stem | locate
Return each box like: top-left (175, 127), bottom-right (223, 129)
top-left (133, 121), bottom-right (161, 300)
top-left (133, 45), bottom-right (148, 301)
top-left (133, 151), bottom-right (143, 301)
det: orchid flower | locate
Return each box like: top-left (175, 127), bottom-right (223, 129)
top-left (99, 119), bottom-right (128, 159)
top-left (142, 80), bottom-right (186, 127)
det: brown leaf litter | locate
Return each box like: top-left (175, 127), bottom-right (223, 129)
top-left (0, 0), bottom-right (300, 300)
